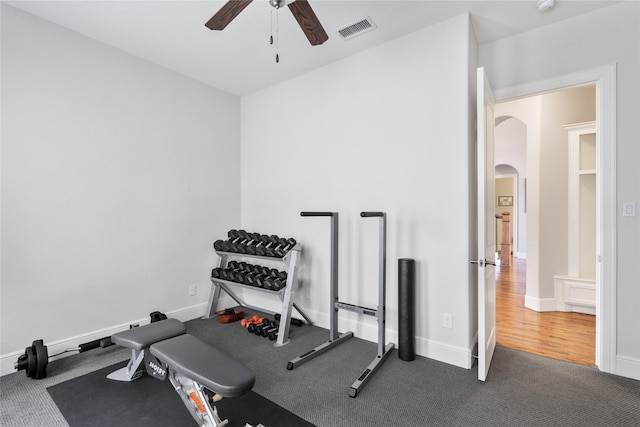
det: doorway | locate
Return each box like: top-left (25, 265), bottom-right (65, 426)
top-left (495, 83), bottom-right (602, 365)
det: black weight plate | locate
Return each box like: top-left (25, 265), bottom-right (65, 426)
top-left (33, 340), bottom-right (48, 379)
top-left (25, 347), bottom-right (36, 378)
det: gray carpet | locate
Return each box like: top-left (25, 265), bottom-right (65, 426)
top-left (2, 312), bottom-right (639, 426)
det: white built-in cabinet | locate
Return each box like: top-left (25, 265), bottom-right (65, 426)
top-left (554, 121), bottom-right (596, 315)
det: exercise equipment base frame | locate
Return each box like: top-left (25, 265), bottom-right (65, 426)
top-left (286, 331), bottom-right (354, 370)
top-left (106, 348), bottom-right (145, 381)
top-left (349, 342), bottom-right (395, 398)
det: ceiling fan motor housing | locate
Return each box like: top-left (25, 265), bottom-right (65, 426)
top-left (269, 0), bottom-right (288, 9)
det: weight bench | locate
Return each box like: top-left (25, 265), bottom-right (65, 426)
top-left (107, 318), bottom-right (186, 381)
top-left (150, 334), bottom-right (255, 426)
top-left (109, 319), bottom-right (256, 426)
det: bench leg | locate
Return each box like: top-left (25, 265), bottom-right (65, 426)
top-left (167, 369), bottom-right (228, 427)
top-left (107, 349), bottom-right (145, 382)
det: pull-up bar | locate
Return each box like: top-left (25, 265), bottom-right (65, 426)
top-left (287, 211), bottom-right (395, 398)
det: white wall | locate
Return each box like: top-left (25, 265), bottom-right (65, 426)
top-left (480, 0), bottom-right (640, 376)
top-left (495, 117), bottom-right (527, 257)
top-left (1, 5), bottom-right (241, 373)
top-left (241, 14), bottom-right (476, 367)
top-left (495, 96), bottom-right (543, 306)
top-left (538, 87), bottom-right (596, 299)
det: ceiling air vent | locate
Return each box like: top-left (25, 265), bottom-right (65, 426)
top-left (337, 16), bottom-right (377, 40)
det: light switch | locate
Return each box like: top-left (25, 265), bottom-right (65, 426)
top-left (622, 202), bottom-right (636, 217)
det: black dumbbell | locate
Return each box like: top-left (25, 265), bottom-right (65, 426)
top-left (254, 319), bottom-right (274, 336)
top-left (260, 319), bottom-right (279, 336)
top-left (242, 271), bottom-right (259, 286)
top-left (255, 266), bottom-right (273, 287)
top-left (275, 270), bottom-right (288, 281)
top-left (211, 267), bottom-right (223, 279)
top-left (228, 270), bottom-right (246, 283)
top-left (224, 262), bottom-right (250, 282)
top-left (262, 277), bottom-right (275, 290)
top-left (213, 229), bottom-right (243, 253)
top-left (268, 269), bottom-right (288, 290)
top-left (228, 230), bottom-right (252, 253)
top-left (235, 232), bottom-right (259, 254)
top-left (248, 319), bottom-right (271, 334)
top-left (243, 266), bottom-right (268, 287)
top-left (261, 270), bottom-right (280, 290)
top-left (216, 229), bottom-right (246, 251)
top-left (255, 235), bottom-right (279, 257)
top-left (254, 274), bottom-right (269, 289)
top-left (213, 239), bottom-right (228, 252)
top-left (267, 237), bottom-right (287, 258)
top-left (247, 233), bottom-right (264, 255)
top-left (265, 277), bottom-right (287, 291)
top-left (274, 238), bottom-right (297, 257)
top-left (220, 264), bottom-right (241, 281)
top-left (225, 261), bottom-right (246, 274)
top-left (246, 234), bottom-right (266, 255)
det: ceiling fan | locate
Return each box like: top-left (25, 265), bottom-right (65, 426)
top-left (205, 0), bottom-right (329, 46)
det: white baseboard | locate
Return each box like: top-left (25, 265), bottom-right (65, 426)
top-left (291, 307), bottom-right (472, 369)
top-left (415, 337), bottom-right (473, 369)
top-left (524, 294), bottom-right (557, 312)
top-left (553, 275), bottom-right (596, 315)
top-left (1, 303), bottom-right (209, 377)
top-left (615, 354), bottom-right (640, 380)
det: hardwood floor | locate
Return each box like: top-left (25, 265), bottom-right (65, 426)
top-left (495, 257), bottom-right (596, 366)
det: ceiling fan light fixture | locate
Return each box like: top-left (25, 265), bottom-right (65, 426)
top-left (537, 0), bottom-right (556, 12)
top-left (269, 0), bottom-right (287, 9)
top-left (337, 16), bottom-right (377, 41)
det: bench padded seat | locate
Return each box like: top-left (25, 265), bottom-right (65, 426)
top-left (111, 319), bottom-right (186, 351)
top-left (151, 334), bottom-right (255, 398)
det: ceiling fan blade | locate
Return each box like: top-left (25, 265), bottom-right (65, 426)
top-left (205, 0), bottom-right (253, 31)
top-left (287, 0), bottom-right (328, 46)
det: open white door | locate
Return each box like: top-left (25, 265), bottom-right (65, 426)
top-left (475, 67), bottom-right (497, 381)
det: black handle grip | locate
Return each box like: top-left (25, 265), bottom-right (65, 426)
top-left (301, 212), bottom-right (335, 217)
top-left (78, 339), bottom-right (102, 353)
top-left (360, 212), bottom-right (384, 217)
top-left (79, 336), bottom-right (113, 352)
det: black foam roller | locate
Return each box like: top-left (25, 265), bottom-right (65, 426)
top-left (398, 258), bottom-right (416, 361)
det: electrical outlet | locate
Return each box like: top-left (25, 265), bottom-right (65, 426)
top-left (189, 284), bottom-right (197, 296)
top-left (622, 202), bottom-right (636, 217)
top-left (442, 313), bottom-right (453, 329)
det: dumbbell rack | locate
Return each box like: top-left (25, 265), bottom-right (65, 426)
top-left (204, 244), bottom-right (311, 347)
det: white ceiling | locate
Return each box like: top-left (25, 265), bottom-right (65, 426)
top-left (5, 0), bottom-right (621, 97)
